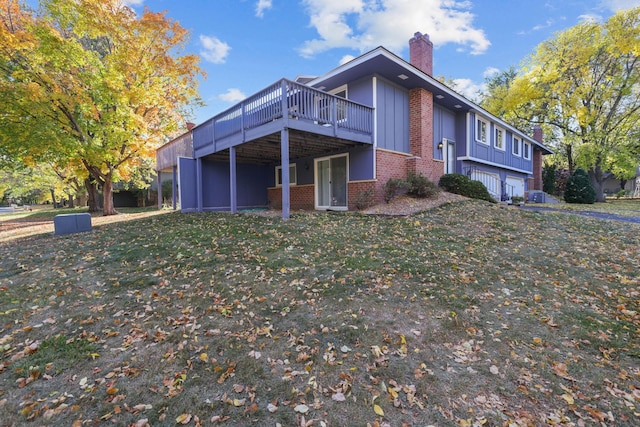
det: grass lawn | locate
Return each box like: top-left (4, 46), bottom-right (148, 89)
top-left (0, 200), bottom-right (638, 426)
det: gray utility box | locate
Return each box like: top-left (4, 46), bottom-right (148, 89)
top-left (54, 213), bottom-right (92, 236)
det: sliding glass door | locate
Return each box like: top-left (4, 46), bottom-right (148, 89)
top-left (315, 155), bottom-right (348, 210)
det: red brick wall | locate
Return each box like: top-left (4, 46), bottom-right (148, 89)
top-left (348, 181), bottom-right (376, 210)
top-left (268, 185), bottom-right (314, 211)
top-left (409, 32), bottom-right (433, 76)
top-left (533, 150), bottom-right (543, 191)
top-left (268, 182), bottom-right (378, 211)
top-left (374, 149), bottom-right (410, 204)
top-left (407, 88), bottom-right (443, 184)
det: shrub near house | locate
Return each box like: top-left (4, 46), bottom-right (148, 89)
top-left (439, 174), bottom-right (496, 203)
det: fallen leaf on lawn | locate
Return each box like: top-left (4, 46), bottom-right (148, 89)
top-left (552, 362), bottom-right (576, 381)
top-left (200, 353), bottom-right (209, 362)
top-left (267, 403), bottom-right (278, 413)
top-left (332, 392), bottom-right (346, 402)
top-left (233, 398), bottom-right (246, 407)
top-left (388, 387), bottom-right (398, 399)
top-left (132, 419), bottom-right (149, 427)
top-left (490, 365), bottom-right (499, 375)
top-left (294, 404), bottom-right (309, 413)
top-left (561, 393), bottom-right (575, 405)
top-left (373, 404), bottom-right (384, 416)
top-left (176, 413), bottom-right (192, 424)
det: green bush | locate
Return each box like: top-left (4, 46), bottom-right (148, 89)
top-left (406, 172), bottom-right (440, 199)
top-left (542, 163), bottom-right (556, 195)
top-left (564, 168), bottom-right (596, 204)
top-left (438, 173), bottom-right (496, 203)
top-left (383, 178), bottom-right (408, 203)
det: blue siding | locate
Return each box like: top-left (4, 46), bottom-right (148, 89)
top-left (349, 146), bottom-right (375, 181)
top-left (433, 105), bottom-right (456, 161)
top-left (201, 161), bottom-right (270, 210)
top-left (469, 113), bottom-right (532, 173)
top-left (376, 79), bottom-right (409, 153)
top-left (178, 158), bottom-right (198, 212)
top-left (347, 78), bottom-right (373, 106)
top-left (274, 145), bottom-right (374, 185)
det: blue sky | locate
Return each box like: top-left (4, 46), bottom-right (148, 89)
top-left (121, 0), bottom-right (640, 125)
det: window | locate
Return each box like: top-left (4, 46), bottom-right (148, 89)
top-left (494, 127), bottom-right (505, 150)
top-left (476, 117), bottom-right (488, 144)
top-left (276, 164), bottom-right (297, 186)
top-left (512, 136), bottom-right (521, 157)
top-left (523, 142), bottom-right (531, 160)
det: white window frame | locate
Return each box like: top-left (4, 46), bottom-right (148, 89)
top-left (275, 163), bottom-right (297, 187)
top-left (523, 142), bottom-right (531, 160)
top-left (329, 84), bottom-right (348, 99)
top-left (494, 127), bottom-right (505, 151)
top-left (512, 136), bottom-right (521, 157)
top-left (475, 117), bottom-right (489, 145)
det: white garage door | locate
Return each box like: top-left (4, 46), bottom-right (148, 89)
top-left (505, 176), bottom-right (525, 198)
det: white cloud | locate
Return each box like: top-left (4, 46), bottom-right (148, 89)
top-left (483, 67), bottom-right (500, 79)
top-left (256, 0), bottom-right (273, 17)
top-left (219, 88), bottom-right (246, 103)
top-left (450, 78), bottom-right (484, 102)
top-left (122, 0), bottom-right (144, 6)
top-left (298, 0), bottom-right (490, 58)
top-left (200, 35), bottom-right (231, 64)
top-left (600, 0), bottom-right (640, 11)
top-left (339, 54), bottom-right (356, 65)
top-left (578, 13), bottom-right (602, 23)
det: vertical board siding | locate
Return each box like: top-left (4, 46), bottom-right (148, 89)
top-left (376, 78), bottom-right (409, 153)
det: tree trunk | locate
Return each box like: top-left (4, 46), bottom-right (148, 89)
top-left (589, 165), bottom-right (606, 203)
top-left (66, 192), bottom-right (75, 208)
top-left (50, 188), bottom-right (58, 208)
top-left (566, 144), bottom-right (575, 175)
top-left (85, 178), bottom-right (100, 213)
top-left (102, 177), bottom-right (118, 216)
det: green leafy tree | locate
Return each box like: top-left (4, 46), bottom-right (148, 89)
top-left (503, 8), bottom-right (640, 202)
top-left (0, 0), bottom-right (203, 215)
top-left (564, 168), bottom-right (596, 204)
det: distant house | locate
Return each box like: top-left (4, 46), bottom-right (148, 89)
top-left (156, 32), bottom-right (552, 218)
top-left (601, 166), bottom-right (640, 197)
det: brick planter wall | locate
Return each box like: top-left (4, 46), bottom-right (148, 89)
top-left (374, 149), bottom-right (409, 204)
top-left (268, 184), bottom-right (315, 211)
top-left (348, 181), bottom-right (376, 210)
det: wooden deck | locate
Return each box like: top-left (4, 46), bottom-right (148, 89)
top-left (192, 79), bottom-right (375, 162)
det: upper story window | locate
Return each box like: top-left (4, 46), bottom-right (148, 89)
top-left (494, 127), bottom-right (505, 151)
top-left (512, 136), bottom-right (521, 157)
top-left (276, 164), bottom-right (297, 187)
top-left (523, 142), bottom-right (532, 160)
top-left (476, 117), bottom-right (488, 144)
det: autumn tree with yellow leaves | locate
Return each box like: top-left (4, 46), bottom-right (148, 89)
top-left (484, 8), bottom-right (640, 202)
top-left (0, 0), bottom-right (203, 214)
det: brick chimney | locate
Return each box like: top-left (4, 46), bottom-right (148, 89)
top-left (532, 126), bottom-right (543, 191)
top-left (407, 32), bottom-right (442, 182)
top-left (409, 32), bottom-right (433, 76)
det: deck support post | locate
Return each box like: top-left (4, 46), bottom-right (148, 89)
top-left (281, 128), bottom-right (290, 220)
top-left (196, 158), bottom-right (203, 212)
top-left (157, 171), bottom-right (162, 209)
top-left (230, 146), bottom-right (238, 214)
top-left (172, 166), bottom-right (178, 210)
